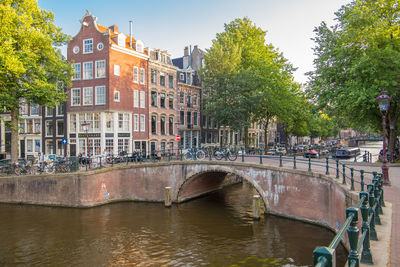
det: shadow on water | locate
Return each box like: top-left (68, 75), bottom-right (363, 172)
top-left (0, 182), bottom-right (347, 266)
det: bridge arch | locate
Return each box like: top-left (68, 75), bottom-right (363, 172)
top-left (174, 164), bottom-right (270, 211)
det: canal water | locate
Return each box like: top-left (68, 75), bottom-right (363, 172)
top-left (0, 182), bottom-right (346, 266)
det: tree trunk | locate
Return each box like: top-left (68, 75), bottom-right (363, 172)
top-left (264, 122), bottom-right (269, 152)
top-left (244, 127), bottom-right (249, 149)
top-left (10, 108), bottom-right (19, 165)
top-left (388, 116), bottom-right (397, 162)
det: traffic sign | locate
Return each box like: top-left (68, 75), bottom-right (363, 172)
top-left (176, 135), bottom-right (181, 141)
top-left (62, 138), bottom-right (68, 145)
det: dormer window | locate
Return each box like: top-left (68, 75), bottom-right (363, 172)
top-left (117, 33), bottom-right (126, 47)
top-left (136, 40), bottom-right (144, 53)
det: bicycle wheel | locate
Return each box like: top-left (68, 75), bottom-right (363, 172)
top-left (184, 152), bottom-right (192, 160)
top-left (228, 152), bottom-right (237, 161)
top-left (196, 150), bottom-right (205, 160)
top-left (214, 150), bottom-right (223, 160)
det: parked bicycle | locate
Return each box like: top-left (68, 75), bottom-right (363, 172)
top-left (214, 147), bottom-right (238, 161)
top-left (184, 148), bottom-right (205, 160)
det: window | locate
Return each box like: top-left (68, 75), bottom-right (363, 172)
top-left (194, 112), bottom-right (198, 126)
top-left (180, 73), bottom-right (184, 81)
top-left (114, 91), bottom-right (120, 102)
top-left (151, 91), bottom-right (157, 107)
top-left (105, 139), bottom-right (113, 154)
top-left (83, 39), bottom-right (93, 54)
top-left (27, 139), bottom-right (33, 153)
top-left (46, 107), bottom-right (54, 117)
top-left (160, 116), bottom-right (166, 135)
top-left (151, 69), bottom-right (157, 84)
top-left (95, 60), bottom-right (106, 78)
top-left (70, 114), bottom-right (76, 132)
top-left (180, 111), bottom-right (185, 124)
top-left (187, 111), bottom-right (192, 125)
top-left (187, 72), bottom-right (192, 85)
top-left (46, 140), bottom-right (54, 154)
top-left (19, 122), bottom-right (25, 133)
top-left (187, 93), bottom-right (192, 107)
top-left (160, 73), bottom-right (165, 86)
top-left (151, 115), bottom-right (157, 134)
top-left (31, 104), bottom-right (39, 115)
top-left (169, 117), bottom-right (174, 135)
top-left (71, 88), bottom-right (81, 106)
top-left (46, 121), bottom-right (53, 137)
top-left (27, 120), bottom-right (33, 133)
top-left (160, 93), bottom-right (166, 108)
top-left (193, 94), bottom-right (198, 106)
top-left (105, 113), bottom-right (113, 131)
top-left (83, 87), bottom-right (93, 105)
top-left (57, 140), bottom-right (63, 155)
top-left (118, 139), bottom-right (129, 153)
top-left (35, 139), bottom-right (40, 153)
top-left (140, 114), bottom-right (145, 132)
top-left (140, 91), bottom-right (145, 108)
top-left (168, 94), bottom-right (174, 109)
top-left (118, 113), bottom-right (129, 131)
top-left (133, 114), bottom-right (139, 132)
top-left (57, 120), bottom-right (64, 136)
top-left (72, 63), bottom-right (81, 80)
top-left (114, 65), bottom-right (120, 76)
top-left (19, 103), bottom-right (28, 115)
top-left (179, 92), bottom-right (185, 104)
top-left (56, 104), bottom-right (65, 116)
top-left (33, 119), bottom-right (41, 133)
top-left (168, 74), bottom-right (174, 88)
top-left (140, 68), bottom-right (145, 85)
top-left (97, 43), bottom-right (104, 51)
top-left (83, 62), bottom-right (93, 80)
top-left (133, 66), bottom-right (139, 83)
top-left (95, 86), bottom-right (106, 105)
top-left (133, 90), bottom-right (139, 108)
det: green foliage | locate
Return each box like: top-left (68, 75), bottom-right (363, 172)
top-left (0, 0), bottom-right (73, 112)
top-left (307, 0), bottom-right (400, 133)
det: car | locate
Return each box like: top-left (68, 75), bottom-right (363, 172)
top-left (304, 149), bottom-right (318, 158)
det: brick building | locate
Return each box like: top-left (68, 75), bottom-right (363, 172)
top-left (146, 48), bottom-right (178, 153)
top-left (67, 11), bottom-right (149, 157)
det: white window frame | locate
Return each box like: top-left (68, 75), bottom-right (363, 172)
top-left (83, 87), bottom-right (93, 106)
top-left (83, 38), bottom-right (93, 54)
top-left (83, 61), bottom-right (93, 80)
top-left (71, 88), bottom-right (81, 106)
top-left (114, 91), bottom-right (120, 102)
top-left (56, 120), bottom-right (64, 137)
top-left (72, 63), bottom-right (81, 80)
top-left (140, 91), bottom-right (145, 108)
top-left (114, 64), bottom-right (120, 76)
top-left (140, 68), bottom-right (145, 85)
top-left (95, 60), bottom-right (106, 78)
top-left (95, 86), bottom-right (106, 105)
top-left (140, 114), bottom-right (145, 132)
top-left (133, 66), bottom-right (139, 83)
top-left (133, 114), bottom-right (139, 132)
top-left (133, 90), bottom-right (139, 108)
top-left (30, 104), bottom-right (40, 116)
top-left (180, 73), bottom-right (184, 81)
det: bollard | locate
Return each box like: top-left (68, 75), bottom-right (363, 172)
top-left (367, 184), bottom-right (378, 241)
top-left (99, 156), bottom-right (102, 168)
top-left (308, 157), bottom-right (311, 172)
top-left (325, 158), bottom-right (329, 175)
top-left (259, 149), bottom-right (262, 164)
top-left (377, 174), bottom-right (385, 207)
top-left (293, 154), bottom-right (296, 169)
top-left (112, 156), bottom-right (114, 167)
top-left (209, 148), bottom-right (212, 161)
top-left (360, 170), bottom-right (365, 192)
top-left (164, 187), bottom-right (172, 207)
top-left (359, 191), bottom-right (373, 264)
top-left (346, 207), bottom-right (360, 267)
top-left (336, 160), bottom-right (339, 179)
top-left (252, 195), bottom-right (261, 220)
top-left (86, 159), bottom-right (88, 171)
top-left (373, 179), bottom-right (383, 221)
top-left (241, 148), bottom-right (244, 162)
top-left (168, 149), bottom-right (171, 161)
top-left (342, 164), bottom-right (346, 184)
top-left (279, 154), bottom-right (282, 167)
top-left (126, 155), bottom-right (128, 165)
top-left (180, 147), bottom-right (183, 160)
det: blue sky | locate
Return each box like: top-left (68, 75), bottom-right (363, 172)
top-left (38, 0), bottom-right (349, 84)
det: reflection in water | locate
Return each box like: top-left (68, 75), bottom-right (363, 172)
top-left (0, 182), bottom-right (346, 266)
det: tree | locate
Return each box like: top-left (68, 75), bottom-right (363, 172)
top-left (307, 0), bottom-right (400, 156)
top-left (200, 17), bottom-right (299, 147)
top-left (0, 0), bottom-right (72, 163)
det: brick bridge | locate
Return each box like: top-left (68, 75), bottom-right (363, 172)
top-left (0, 161), bottom-right (358, 234)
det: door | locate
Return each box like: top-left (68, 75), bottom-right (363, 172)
top-left (70, 144), bottom-right (76, 157)
top-left (20, 140), bottom-right (25, 159)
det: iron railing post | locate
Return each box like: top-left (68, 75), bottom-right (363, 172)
top-left (279, 154), bottom-right (282, 167)
top-left (325, 157), bottom-right (329, 175)
top-left (346, 207), bottom-right (360, 267)
top-left (313, 247), bottom-right (334, 266)
top-left (342, 164), bottom-right (346, 184)
top-left (336, 160), bottom-right (339, 179)
top-left (293, 154), bottom-right (296, 169)
top-left (359, 191), bottom-right (373, 264)
top-left (360, 170), bottom-right (365, 191)
top-left (367, 184), bottom-right (378, 241)
top-left (377, 173), bottom-right (385, 207)
top-left (373, 179), bottom-right (383, 221)
top-left (308, 157), bottom-right (311, 172)
top-left (350, 168), bottom-right (354, 190)
top-left (259, 149), bottom-right (262, 164)
top-left (241, 147), bottom-right (244, 162)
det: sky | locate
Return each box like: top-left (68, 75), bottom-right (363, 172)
top-left (38, 0), bottom-right (350, 84)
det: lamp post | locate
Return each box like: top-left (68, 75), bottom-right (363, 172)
top-left (81, 121), bottom-right (90, 168)
top-left (376, 91), bottom-right (391, 185)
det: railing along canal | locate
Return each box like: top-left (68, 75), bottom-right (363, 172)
top-left (0, 147), bottom-right (386, 265)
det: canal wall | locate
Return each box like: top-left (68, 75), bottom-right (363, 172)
top-left (0, 161), bottom-right (358, 238)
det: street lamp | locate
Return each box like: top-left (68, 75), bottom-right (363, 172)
top-left (81, 121), bottom-right (90, 168)
top-left (376, 91), bottom-right (391, 185)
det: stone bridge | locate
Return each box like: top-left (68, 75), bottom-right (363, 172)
top-left (0, 161), bottom-right (358, 233)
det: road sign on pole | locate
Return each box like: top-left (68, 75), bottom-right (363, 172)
top-left (176, 135), bottom-right (181, 141)
top-left (62, 138), bottom-right (68, 145)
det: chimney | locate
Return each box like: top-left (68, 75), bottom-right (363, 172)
top-left (184, 46), bottom-right (189, 56)
top-left (129, 20), bottom-right (133, 48)
top-left (109, 25), bottom-right (118, 33)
